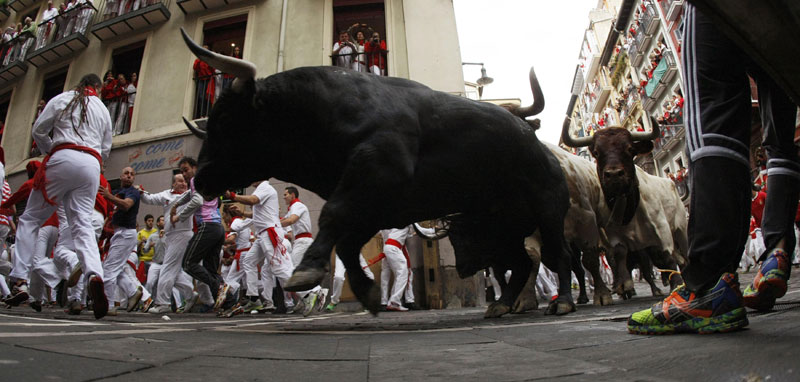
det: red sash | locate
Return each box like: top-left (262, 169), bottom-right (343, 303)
top-left (234, 247), bottom-right (250, 271)
top-left (33, 143), bottom-right (102, 205)
top-left (295, 232), bottom-right (312, 239)
top-left (259, 227), bottom-right (287, 265)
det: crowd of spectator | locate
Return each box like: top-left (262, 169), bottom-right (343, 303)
top-left (101, 70), bottom-right (137, 136)
top-left (192, 44), bottom-right (238, 119)
top-left (331, 23), bottom-right (387, 76)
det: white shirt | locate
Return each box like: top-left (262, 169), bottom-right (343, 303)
top-left (285, 200), bottom-right (312, 236)
top-left (32, 90), bottom-right (113, 161)
top-left (229, 217), bottom-right (253, 250)
top-left (141, 189), bottom-right (192, 233)
top-left (43, 7), bottom-right (59, 22)
top-left (125, 83), bottom-right (136, 106)
top-left (251, 182), bottom-right (283, 235)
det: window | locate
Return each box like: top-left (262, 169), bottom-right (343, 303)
top-left (30, 68), bottom-right (68, 157)
top-left (105, 40), bottom-right (145, 136)
top-left (332, 0), bottom-right (387, 75)
top-left (192, 14), bottom-right (247, 119)
top-left (0, 92), bottom-right (10, 145)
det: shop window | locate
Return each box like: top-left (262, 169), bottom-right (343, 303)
top-left (332, 0), bottom-right (387, 75)
top-left (192, 14), bottom-right (247, 119)
top-left (104, 40), bottom-right (145, 136)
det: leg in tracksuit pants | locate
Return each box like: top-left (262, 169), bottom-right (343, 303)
top-left (182, 222), bottom-right (225, 300)
top-left (679, 4), bottom-right (798, 293)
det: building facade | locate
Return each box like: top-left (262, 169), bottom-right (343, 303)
top-left (0, 0), bottom-right (481, 307)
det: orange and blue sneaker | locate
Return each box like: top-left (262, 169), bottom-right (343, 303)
top-left (627, 273), bottom-right (748, 335)
top-left (743, 249), bottom-right (790, 311)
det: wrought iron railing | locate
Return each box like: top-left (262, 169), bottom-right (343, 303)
top-left (102, 90), bottom-right (137, 135)
top-left (93, 0), bottom-right (170, 23)
top-left (33, 2), bottom-right (97, 52)
top-left (192, 72), bottom-right (232, 120)
top-left (330, 48), bottom-right (388, 76)
top-left (1, 32), bottom-right (34, 68)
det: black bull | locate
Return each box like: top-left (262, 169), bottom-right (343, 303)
top-left (180, 29), bottom-right (576, 316)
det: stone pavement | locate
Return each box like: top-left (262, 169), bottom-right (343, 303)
top-left (1, 272), bottom-right (798, 381)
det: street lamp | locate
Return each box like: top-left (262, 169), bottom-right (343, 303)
top-left (462, 62), bottom-right (493, 98)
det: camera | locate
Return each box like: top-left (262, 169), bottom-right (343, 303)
top-left (372, 37), bottom-right (379, 43)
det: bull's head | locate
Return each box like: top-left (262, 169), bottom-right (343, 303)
top-left (561, 116), bottom-right (659, 203)
top-left (181, 28), bottom-right (261, 199)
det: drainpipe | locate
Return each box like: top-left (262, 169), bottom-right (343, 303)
top-left (276, 0), bottom-right (288, 72)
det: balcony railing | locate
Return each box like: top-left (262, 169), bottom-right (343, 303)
top-left (26, 2), bottom-right (97, 68)
top-left (641, 3), bottom-right (661, 35)
top-left (0, 33), bottom-right (29, 87)
top-left (192, 72), bottom-right (233, 120)
top-left (91, 0), bottom-right (171, 41)
top-left (176, 0), bottom-right (245, 14)
top-left (653, 123), bottom-right (684, 153)
top-left (330, 49), bottom-right (389, 76)
top-left (661, 49), bottom-right (679, 84)
top-left (103, 90), bottom-right (136, 135)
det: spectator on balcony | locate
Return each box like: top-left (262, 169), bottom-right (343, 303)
top-left (113, 73), bottom-right (131, 135)
top-left (1, 27), bottom-right (14, 65)
top-left (104, 0), bottom-right (118, 20)
top-left (101, 71), bottom-right (120, 125)
top-left (36, 1), bottom-right (59, 50)
top-left (74, 0), bottom-right (94, 35)
top-left (193, 47), bottom-right (214, 119)
top-left (365, 32), bottom-right (386, 76)
top-left (54, 3), bottom-right (68, 39)
top-left (15, 18), bottom-right (36, 63)
top-left (332, 31), bottom-right (356, 69)
top-left (125, 72), bottom-right (137, 129)
top-left (63, 0), bottom-right (79, 37)
top-left (353, 31), bottom-right (367, 73)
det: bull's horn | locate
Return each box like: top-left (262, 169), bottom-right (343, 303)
top-left (511, 66), bottom-right (545, 118)
top-left (183, 117), bottom-right (207, 139)
top-left (180, 28), bottom-right (256, 83)
top-left (561, 116), bottom-right (594, 147)
top-left (630, 116), bottom-right (661, 142)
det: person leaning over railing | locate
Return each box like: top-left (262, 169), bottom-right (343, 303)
top-left (364, 31), bottom-right (386, 75)
top-left (16, 18), bottom-right (36, 63)
top-left (36, 1), bottom-right (59, 50)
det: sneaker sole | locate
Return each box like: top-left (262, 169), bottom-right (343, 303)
top-left (5, 291), bottom-right (29, 307)
top-left (89, 279), bottom-right (108, 319)
top-left (628, 307), bottom-right (749, 335)
top-left (67, 267), bottom-right (83, 288)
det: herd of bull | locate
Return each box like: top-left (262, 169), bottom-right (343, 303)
top-left (178, 29), bottom-right (687, 319)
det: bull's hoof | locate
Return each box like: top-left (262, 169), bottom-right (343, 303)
top-left (484, 302), bottom-right (512, 318)
top-left (545, 297), bottom-right (576, 316)
top-left (511, 290), bottom-right (539, 314)
top-left (593, 290), bottom-right (613, 306)
top-left (362, 284), bottom-right (382, 316)
top-left (284, 268), bottom-right (326, 292)
top-left (577, 294), bottom-right (589, 304)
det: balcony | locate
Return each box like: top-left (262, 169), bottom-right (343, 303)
top-left (666, 0), bottom-right (684, 22)
top-left (653, 124), bottom-right (684, 155)
top-left (641, 3), bottom-right (661, 36)
top-left (7, 0), bottom-right (38, 13)
top-left (26, 4), bottom-right (97, 68)
top-left (661, 49), bottom-right (679, 84)
top-left (589, 77), bottom-right (613, 114)
top-left (642, 94), bottom-right (656, 111)
top-left (176, 0), bottom-right (245, 14)
top-left (330, 49), bottom-right (389, 76)
top-left (0, 34), bottom-right (33, 87)
top-left (91, 0), bottom-right (171, 41)
top-left (645, 58), bottom-right (669, 99)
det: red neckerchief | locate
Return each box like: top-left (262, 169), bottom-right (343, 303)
top-left (287, 198), bottom-right (300, 212)
top-left (83, 87), bottom-right (98, 97)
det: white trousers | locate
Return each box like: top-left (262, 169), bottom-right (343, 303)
top-left (380, 245), bottom-right (413, 306)
top-left (29, 225), bottom-right (61, 301)
top-left (53, 209), bottom-right (86, 303)
top-left (243, 233), bottom-right (293, 298)
top-left (155, 230), bottom-right (194, 306)
top-left (536, 264), bottom-right (559, 302)
top-left (330, 253), bottom-right (373, 304)
top-left (146, 262), bottom-right (161, 296)
top-left (11, 150), bottom-right (103, 283)
top-left (224, 255), bottom-right (246, 293)
top-left (102, 228), bottom-right (137, 308)
top-left (288, 237), bottom-right (320, 297)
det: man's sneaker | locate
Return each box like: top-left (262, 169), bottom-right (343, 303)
top-left (67, 265), bottom-right (83, 288)
top-left (141, 297), bottom-right (154, 313)
top-left (289, 300), bottom-right (304, 314)
top-left (30, 300), bottom-right (42, 312)
top-left (744, 249), bottom-right (791, 311)
top-left (66, 300), bottom-right (82, 315)
top-left (149, 304), bottom-right (172, 314)
top-left (241, 300), bottom-right (263, 313)
top-left (126, 287), bottom-right (144, 312)
top-left (88, 276), bottom-right (108, 319)
top-left (181, 292), bottom-right (199, 314)
top-left (214, 284), bottom-right (230, 311)
top-left (627, 273), bottom-right (748, 335)
top-left (403, 302), bottom-right (422, 310)
top-left (5, 282), bottom-right (30, 307)
top-left (315, 288), bottom-right (328, 312)
top-left (325, 303), bottom-right (337, 312)
top-left (55, 280), bottom-right (68, 308)
top-left (301, 291), bottom-right (319, 317)
top-left (386, 303), bottom-right (409, 312)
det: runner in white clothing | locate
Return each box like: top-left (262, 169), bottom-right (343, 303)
top-left (379, 224), bottom-right (434, 311)
top-left (226, 181), bottom-right (294, 314)
top-left (6, 74), bottom-right (112, 319)
top-left (280, 186), bottom-right (325, 313)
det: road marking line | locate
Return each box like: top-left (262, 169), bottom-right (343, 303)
top-left (0, 314), bottom-right (105, 326)
top-left (0, 328), bottom-right (194, 338)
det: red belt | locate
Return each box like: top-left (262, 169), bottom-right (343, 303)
top-left (33, 143), bottom-right (102, 205)
top-left (233, 247), bottom-right (250, 271)
top-left (384, 239), bottom-right (411, 268)
top-left (259, 227), bottom-right (287, 264)
top-left (295, 232), bottom-right (312, 239)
